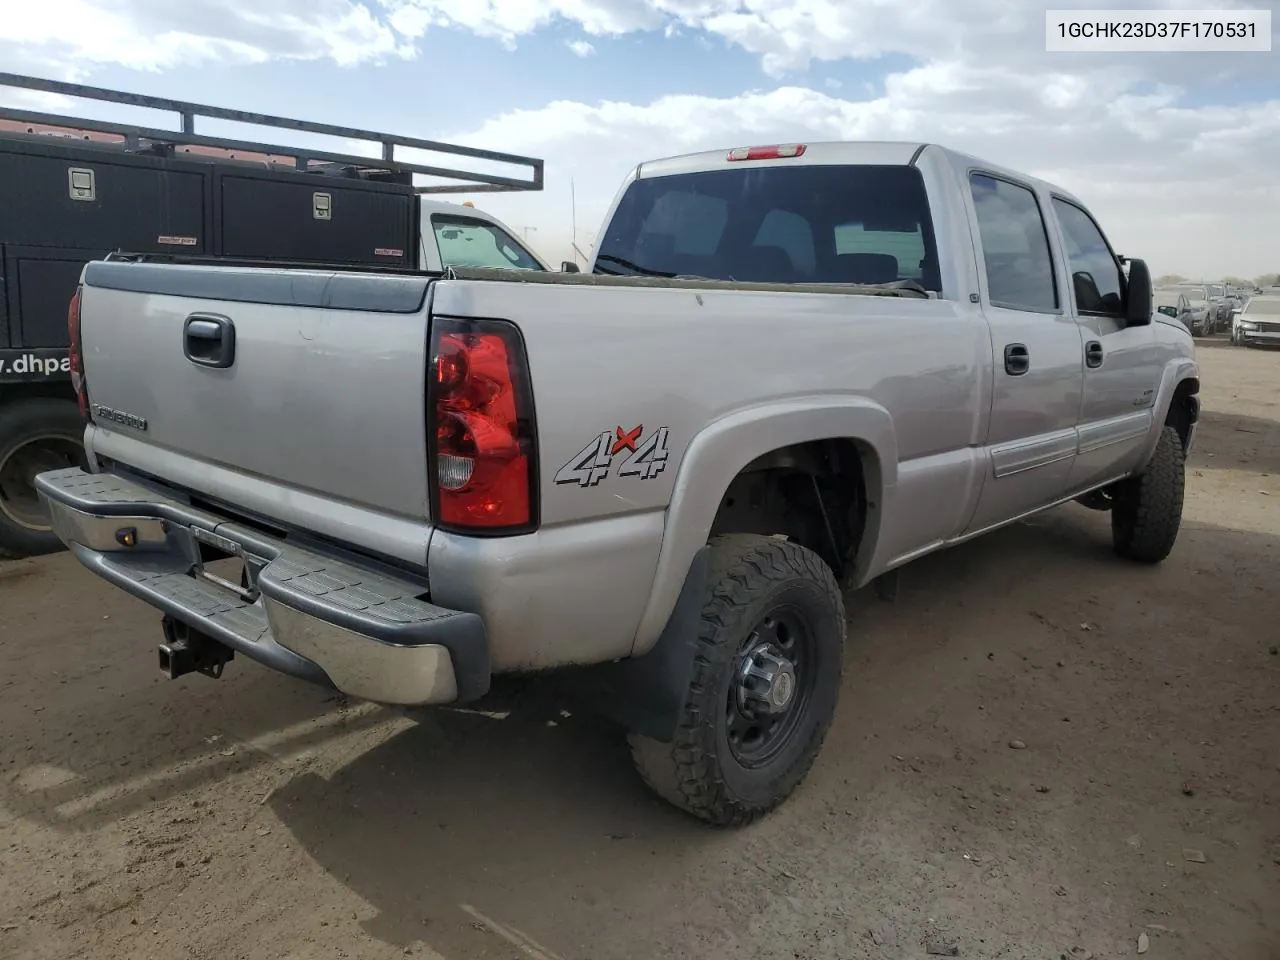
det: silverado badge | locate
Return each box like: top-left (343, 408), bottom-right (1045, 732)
top-left (91, 403), bottom-right (148, 432)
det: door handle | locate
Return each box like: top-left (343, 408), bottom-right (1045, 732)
top-left (1085, 340), bottom-right (1104, 368)
top-left (183, 314), bottom-right (236, 369)
top-left (1003, 342), bottom-right (1030, 376)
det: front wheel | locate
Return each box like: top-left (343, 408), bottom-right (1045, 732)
top-left (629, 534), bottom-right (846, 826)
top-left (1110, 425), bottom-right (1185, 564)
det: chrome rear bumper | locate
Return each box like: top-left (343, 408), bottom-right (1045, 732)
top-left (35, 467), bottom-right (489, 706)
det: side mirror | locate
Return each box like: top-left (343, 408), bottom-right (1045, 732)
top-left (560, 261), bottom-right (581, 273)
top-left (1124, 258), bottom-right (1152, 326)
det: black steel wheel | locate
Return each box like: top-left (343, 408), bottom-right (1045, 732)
top-left (630, 534), bottom-right (845, 826)
top-left (726, 606), bottom-right (816, 768)
top-left (0, 398), bottom-right (86, 559)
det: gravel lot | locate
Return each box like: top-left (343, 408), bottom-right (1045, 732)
top-left (1, 340), bottom-right (1277, 960)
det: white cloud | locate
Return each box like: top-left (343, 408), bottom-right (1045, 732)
top-left (1, 0), bottom-right (411, 72)
top-left (566, 39), bottom-right (597, 56)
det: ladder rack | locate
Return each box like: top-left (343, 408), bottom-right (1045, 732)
top-left (0, 72), bottom-right (543, 194)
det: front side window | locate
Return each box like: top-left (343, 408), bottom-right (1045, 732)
top-left (1052, 198), bottom-right (1124, 315)
top-left (431, 216), bottom-right (542, 271)
top-left (968, 173), bottom-right (1058, 312)
top-left (593, 164), bottom-right (941, 289)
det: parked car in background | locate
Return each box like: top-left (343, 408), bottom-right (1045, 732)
top-left (1231, 294), bottom-right (1280, 347)
top-left (1204, 284), bottom-right (1235, 330)
top-left (1153, 289), bottom-right (1193, 332)
top-left (1170, 286), bottom-right (1214, 335)
top-left (1178, 284), bottom-right (1231, 333)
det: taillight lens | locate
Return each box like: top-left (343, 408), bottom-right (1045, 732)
top-left (427, 316), bottom-right (537, 534)
top-left (67, 285), bottom-right (89, 420)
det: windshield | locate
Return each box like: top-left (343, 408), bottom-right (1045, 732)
top-left (1207, 284), bottom-right (1225, 298)
top-left (594, 164), bottom-right (940, 290)
top-left (1244, 298), bottom-right (1280, 316)
top-left (431, 215), bottom-right (543, 271)
top-left (1177, 287), bottom-right (1207, 303)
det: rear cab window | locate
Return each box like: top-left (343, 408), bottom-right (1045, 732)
top-left (593, 164), bottom-right (941, 291)
top-left (431, 215), bottom-right (543, 271)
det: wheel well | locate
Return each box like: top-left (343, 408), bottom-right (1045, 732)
top-left (1165, 378), bottom-right (1200, 451)
top-left (708, 439), bottom-right (867, 581)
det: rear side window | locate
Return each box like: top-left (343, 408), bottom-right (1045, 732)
top-left (431, 216), bottom-right (542, 271)
top-left (969, 173), bottom-right (1058, 313)
top-left (594, 164), bottom-right (941, 290)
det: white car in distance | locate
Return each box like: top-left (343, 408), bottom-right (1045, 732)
top-left (1231, 295), bottom-right (1280, 347)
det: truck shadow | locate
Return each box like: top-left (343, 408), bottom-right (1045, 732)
top-left (268, 686), bottom-right (705, 955)
top-left (265, 504), bottom-right (1280, 959)
top-left (0, 552), bottom-right (392, 831)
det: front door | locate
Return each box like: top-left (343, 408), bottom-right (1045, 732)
top-left (1050, 197), bottom-right (1160, 491)
top-left (961, 172), bottom-right (1084, 535)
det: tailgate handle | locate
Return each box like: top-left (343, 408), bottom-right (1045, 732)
top-left (183, 314), bottom-right (235, 369)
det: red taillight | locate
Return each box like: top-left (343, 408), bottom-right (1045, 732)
top-left (726, 143), bottom-right (807, 162)
top-left (67, 285), bottom-right (89, 420)
top-left (427, 317), bottom-right (537, 534)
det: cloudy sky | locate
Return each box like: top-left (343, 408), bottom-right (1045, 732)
top-left (2, 0), bottom-right (1277, 278)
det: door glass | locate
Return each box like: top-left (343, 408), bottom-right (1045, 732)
top-left (1051, 199), bottom-right (1124, 316)
top-left (968, 174), bottom-right (1058, 313)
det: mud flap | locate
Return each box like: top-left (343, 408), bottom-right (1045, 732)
top-left (560, 545), bottom-right (711, 743)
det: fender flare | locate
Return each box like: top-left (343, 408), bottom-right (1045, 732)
top-left (630, 395), bottom-right (898, 657)
top-left (1134, 357), bottom-right (1199, 467)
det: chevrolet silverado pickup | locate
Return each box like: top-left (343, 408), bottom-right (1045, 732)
top-left (37, 141), bottom-right (1199, 826)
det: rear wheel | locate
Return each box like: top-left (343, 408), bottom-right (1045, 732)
top-left (0, 399), bottom-right (86, 559)
top-left (629, 534), bottom-right (845, 826)
top-left (1110, 425), bottom-right (1184, 564)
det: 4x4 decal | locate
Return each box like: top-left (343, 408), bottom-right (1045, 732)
top-left (554, 425), bottom-right (671, 487)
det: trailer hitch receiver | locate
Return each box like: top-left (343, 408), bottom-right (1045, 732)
top-left (159, 616), bottom-right (234, 680)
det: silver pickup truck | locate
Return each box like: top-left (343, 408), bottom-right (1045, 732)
top-left (37, 141), bottom-right (1198, 826)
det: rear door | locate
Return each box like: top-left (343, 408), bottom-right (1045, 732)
top-left (961, 171), bottom-right (1084, 534)
top-left (1050, 197), bottom-right (1159, 490)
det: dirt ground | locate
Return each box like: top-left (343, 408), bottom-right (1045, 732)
top-left (1, 340), bottom-right (1277, 960)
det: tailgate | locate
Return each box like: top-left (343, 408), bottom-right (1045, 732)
top-left (78, 260), bottom-right (434, 522)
